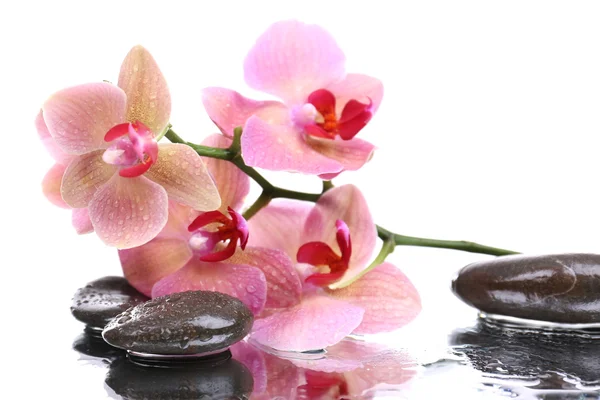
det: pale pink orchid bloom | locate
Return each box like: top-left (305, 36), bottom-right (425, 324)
top-left (40, 46), bottom-right (220, 249)
top-left (231, 339), bottom-right (416, 400)
top-left (119, 134), bottom-right (303, 316)
top-left (247, 185), bottom-right (421, 351)
top-left (37, 111), bottom-right (94, 234)
top-left (202, 20), bottom-right (384, 179)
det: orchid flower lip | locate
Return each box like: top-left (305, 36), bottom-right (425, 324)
top-left (102, 121), bottom-right (159, 178)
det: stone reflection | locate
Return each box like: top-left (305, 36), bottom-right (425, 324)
top-left (72, 329), bottom-right (125, 362)
top-left (450, 319), bottom-right (600, 390)
top-left (105, 351), bottom-right (254, 400)
top-left (231, 339), bottom-right (417, 399)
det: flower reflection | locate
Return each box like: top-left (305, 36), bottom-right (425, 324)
top-left (231, 338), bottom-right (417, 399)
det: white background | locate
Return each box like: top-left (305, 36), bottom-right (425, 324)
top-left (1, 1), bottom-right (600, 399)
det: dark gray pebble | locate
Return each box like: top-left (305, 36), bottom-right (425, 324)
top-left (452, 253), bottom-right (600, 323)
top-left (71, 276), bottom-right (149, 329)
top-left (102, 290), bottom-right (254, 355)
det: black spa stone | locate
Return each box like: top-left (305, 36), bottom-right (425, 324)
top-left (71, 276), bottom-right (149, 329)
top-left (102, 290), bottom-right (254, 355)
top-left (105, 356), bottom-right (253, 400)
top-left (452, 253), bottom-right (600, 324)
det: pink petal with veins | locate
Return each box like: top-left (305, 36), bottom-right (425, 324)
top-left (145, 143), bottom-right (221, 211)
top-left (60, 150), bottom-right (117, 208)
top-left (325, 73), bottom-right (384, 116)
top-left (200, 134), bottom-right (250, 212)
top-left (330, 263), bottom-right (421, 334)
top-left (118, 45), bottom-right (171, 135)
top-left (42, 163), bottom-right (68, 208)
top-left (151, 259), bottom-right (267, 315)
top-left (228, 247), bottom-right (302, 310)
top-left (302, 185), bottom-right (377, 288)
top-left (35, 110), bottom-right (72, 164)
top-left (247, 199), bottom-right (312, 259)
top-left (242, 116), bottom-right (343, 175)
top-left (244, 20), bottom-right (346, 104)
top-left (307, 136), bottom-right (376, 180)
top-left (72, 208), bottom-right (94, 234)
top-left (88, 174), bottom-right (168, 249)
top-left (202, 87), bottom-right (288, 137)
top-left (251, 294), bottom-right (364, 351)
top-left (42, 82), bottom-right (127, 155)
top-left (119, 237), bottom-right (192, 296)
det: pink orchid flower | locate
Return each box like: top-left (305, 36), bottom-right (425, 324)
top-left (202, 20), bottom-right (383, 179)
top-left (231, 339), bottom-right (416, 399)
top-left (246, 185), bottom-right (421, 351)
top-left (118, 134), bottom-right (302, 315)
top-left (40, 46), bottom-right (220, 249)
top-left (37, 111), bottom-right (94, 234)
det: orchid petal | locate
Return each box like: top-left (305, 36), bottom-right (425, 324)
top-left (244, 20), bottom-right (346, 104)
top-left (326, 73), bottom-right (384, 116)
top-left (303, 185), bottom-right (377, 288)
top-left (119, 237), bottom-right (192, 297)
top-left (247, 199), bottom-right (312, 259)
top-left (88, 174), bottom-right (168, 249)
top-left (200, 134), bottom-right (250, 212)
top-left (202, 87), bottom-right (288, 137)
top-left (250, 295), bottom-right (364, 351)
top-left (60, 150), bottom-right (116, 208)
top-left (36, 110), bottom-right (72, 164)
top-left (160, 201), bottom-right (200, 239)
top-left (42, 163), bottom-right (68, 208)
top-left (72, 208), bottom-right (94, 234)
top-left (242, 116), bottom-right (343, 175)
top-left (145, 143), bottom-right (221, 211)
top-left (198, 238), bottom-right (238, 262)
top-left (118, 45), bottom-right (171, 135)
top-left (151, 259), bottom-right (267, 315)
top-left (330, 263), bottom-right (421, 334)
top-left (307, 136), bottom-right (375, 180)
top-left (228, 247), bottom-right (302, 309)
top-left (42, 82), bottom-right (127, 154)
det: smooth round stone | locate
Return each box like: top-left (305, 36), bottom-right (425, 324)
top-left (102, 290), bottom-right (254, 355)
top-left (105, 356), bottom-right (253, 400)
top-left (452, 253), bottom-right (600, 323)
top-left (71, 276), bottom-right (149, 329)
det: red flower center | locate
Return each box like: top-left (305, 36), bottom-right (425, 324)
top-left (102, 121), bottom-right (158, 178)
top-left (187, 207), bottom-right (249, 262)
top-left (297, 219), bottom-right (352, 286)
top-left (304, 89), bottom-right (373, 141)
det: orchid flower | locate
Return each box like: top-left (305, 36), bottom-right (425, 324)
top-left (246, 185), bottom-right (421, 351)
top-left (231, 339), bottom-right (416, 399)
top-left (118, 134), bottom-right (302, 315)
top-left (37, 111), bottom-right (94, 234)
top-left (202, 20), bottom-right (383, 179)
top-left (40, 46), bottom-right (221, 249)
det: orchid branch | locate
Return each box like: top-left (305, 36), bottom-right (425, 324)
top-left (164, 127), bottom-right (519, 257)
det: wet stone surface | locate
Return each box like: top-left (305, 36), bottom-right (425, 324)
top-left (105, 355), bottom-right (254, 400)
top-left (102, 290), bottom-right (254, 355)
top-left (71, 276), bottom-right (149, 329)
top-left (452, 253), bottom-right (600, 323)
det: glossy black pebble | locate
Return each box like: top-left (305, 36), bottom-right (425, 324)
top-left (71, 276), bottom-right (149, 329)
top-left (102, 290), bottom-right (254, 355)
top-left (105, 356), bottom-right (253, 400)
top-left (452, 253), bottom-right (600, 323)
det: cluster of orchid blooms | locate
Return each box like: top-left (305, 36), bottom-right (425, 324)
top-left (38, 20), bottom-right (422, 352)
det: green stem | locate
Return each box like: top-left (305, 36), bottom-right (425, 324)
top-left (377, 226), bottom-right (519, 256)
top-left (339, 236), bottom-right (397, 288)
top-left (165, 127), bottom-right (520, 258)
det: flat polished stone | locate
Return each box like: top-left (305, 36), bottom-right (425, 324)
top-left (71, 276), bottom-right (149, 329)
top-left (102, 290), bottom-right (254, 355)
top-left (452, 253), bottom-right (600, 323)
